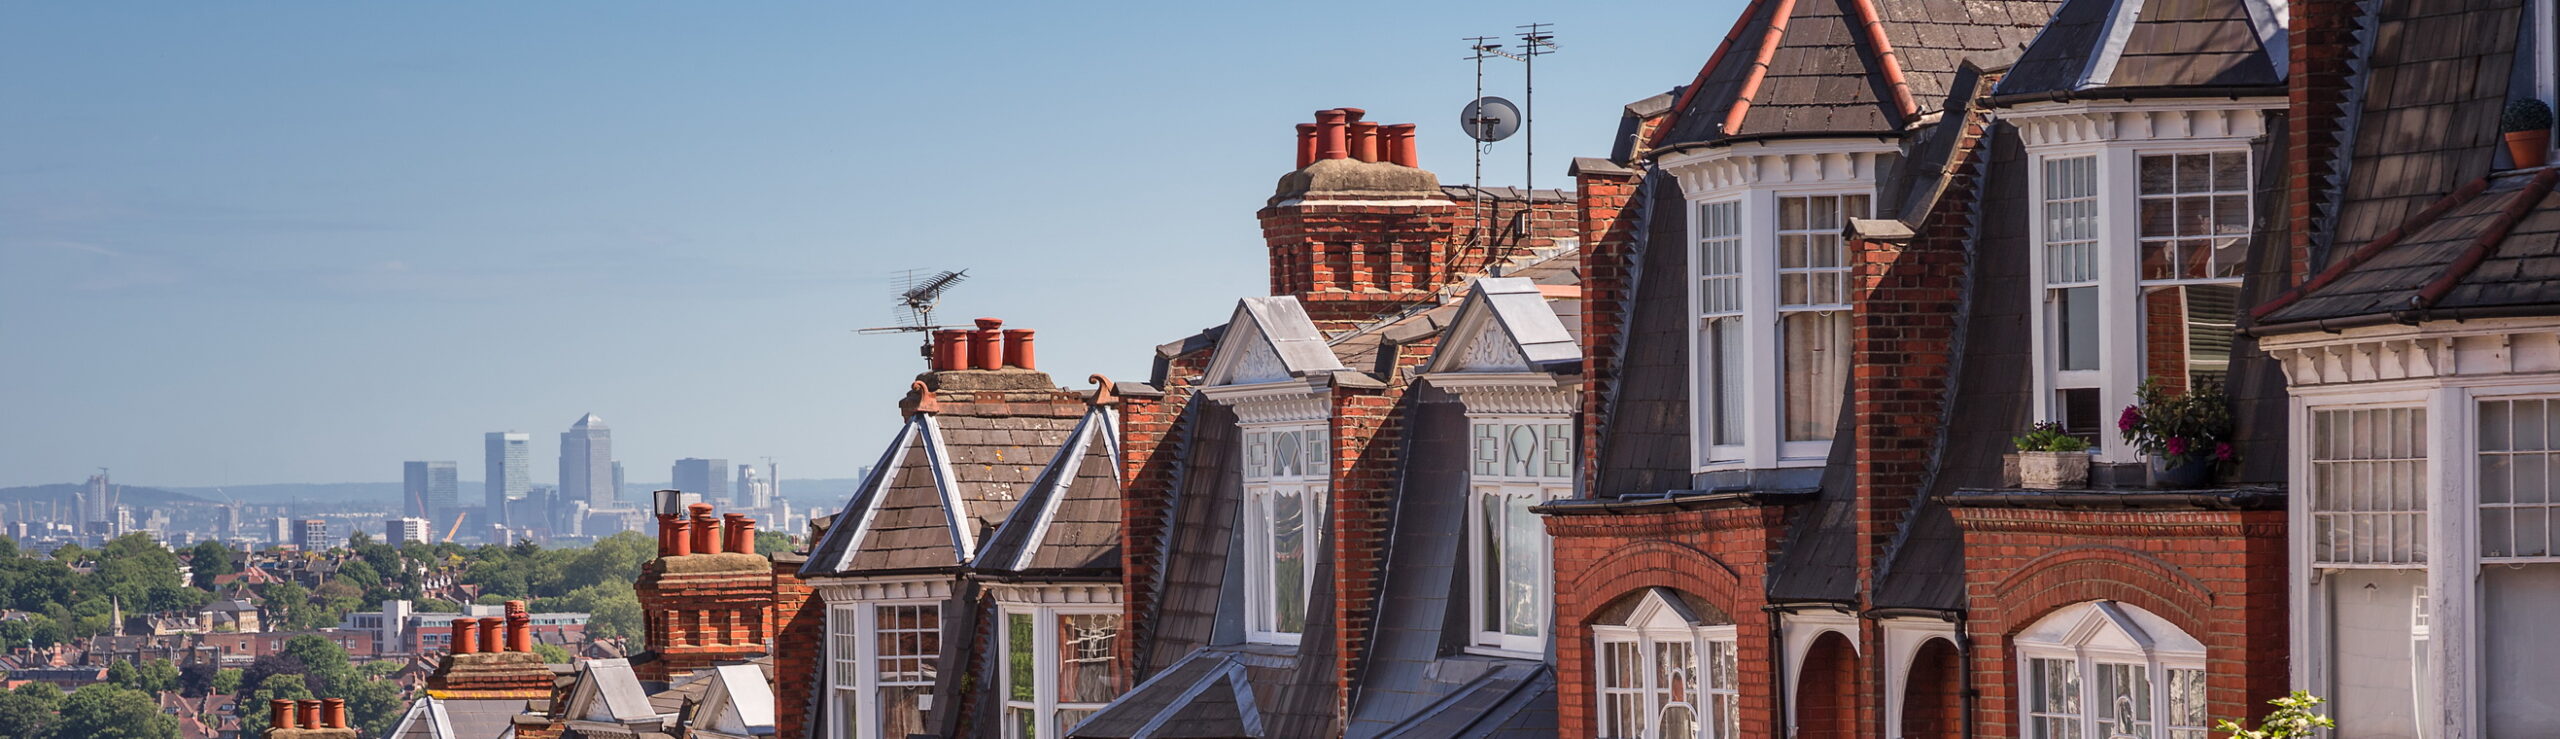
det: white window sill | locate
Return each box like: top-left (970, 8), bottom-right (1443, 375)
top-left (1462, 644), bottom-right (1545, 661)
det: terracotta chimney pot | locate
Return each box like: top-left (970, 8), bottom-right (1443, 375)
top-left (506, 600), bottom-right (532, 652)
top-left (1315, 109), bottom-right (1348, 160)
top-left (970, 318), bottom-right (1004, 370)
top-left (451, 619), bottom-right (478, 655)
top-left (298, 700), bottom-right (322, 731)
top-left (1350, 120), bottom-right (1380, 163)
top-left (670, 514), bottom-right (693, 556)
top-left (477, 617), bottom-right (502, 654)
top-left (324, 698), bottom-right (347, 729)
top-left (1338, 107), bottom-right (1366, 123)
top-left (932, 329), bottom-right (969, 371)
top-left (1003, 329), bottom-right (1036, 370)
top-left (271, 700), bottom-right (299, 730)
top-left (689, 503), bottom-right (720, 554)
top-left (1295, 123), bottom-right (1318, 169)
top-left (1384, 124), bottom-right (1419, 167)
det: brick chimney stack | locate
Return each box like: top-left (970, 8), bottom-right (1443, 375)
top-left (266, 697), bottom-right (360, 739)
top-left (634, 499), bottom-right (779, 681)
top-left (1262, 107), bottom-right (1467, 331)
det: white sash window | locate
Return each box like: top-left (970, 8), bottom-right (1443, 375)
top-left (1243, 424), bottom-right (1325, 644)
top-left (1468, 417), bottom-right (1571, 654)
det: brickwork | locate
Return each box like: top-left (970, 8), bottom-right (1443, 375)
top-left (1948, 506), bottom-right (2289, 739)
top-left (2289, 0), bottom-right (2360, 278)
top-left (1574, 165), bottom-right (1641, 496)
top-left (770, 553), bottom-right (820, 739)
top-left (2144, 288), bottom-right (2190, 395)
top-left (1326, 378), bottom-right (1405, 717)
top-left (1548, 503), bottom-right (1793, 739)
top-left (1118, 351), bottom-right (1205, 682)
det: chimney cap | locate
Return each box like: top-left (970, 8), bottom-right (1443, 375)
top-left (973, 317), bottom-right (1004, 330)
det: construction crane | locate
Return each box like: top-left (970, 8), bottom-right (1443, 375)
top-left (442, 511), bottom-right (468, 543)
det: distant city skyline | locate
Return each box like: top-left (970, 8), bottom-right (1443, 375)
top-left (558, 413), bottom-right (615, 510)
top-left (484, 431), bottom-right (531, 515)
top-left (0, 3), bottom-right (1707, 488)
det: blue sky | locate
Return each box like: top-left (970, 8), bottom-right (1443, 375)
top-left (0, 2), bottom-right (1729, 487)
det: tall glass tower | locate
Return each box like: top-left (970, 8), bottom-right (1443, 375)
top-left (559, 414), bottom-right (615, 509)
top-left (484, 431), bottom-right (531, 524)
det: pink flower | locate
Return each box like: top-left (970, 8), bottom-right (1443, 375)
top-left (2213, 442), bottom-right (2236, 462)
top-left (2118, 406), bottom-right (2141, 432)
top-left (2166, 437), bottom-right (2188, 456)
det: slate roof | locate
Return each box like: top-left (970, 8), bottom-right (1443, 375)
top-left (1591, 175), bottom-right (1694, 497)
top-left (389, 696), bottom-right (529, 739)
top-left (1657, 0), bottom-right (2057, 148)
top-left (2253, 0), bottom-right (2549, 330)
top-left (1140, 402), bottom-right (1241, 675)
top-left (1992, 0), bottom-right (2284, 101)
top-left (802, 405), bottom-right (1082, 577)
top-left (975, 405), bottom-right (1124, 577)
top-left (1070, 649), bottom-right (1265, 738)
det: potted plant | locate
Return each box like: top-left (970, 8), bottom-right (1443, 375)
top-left (2119, 377), bottom-right (2236, 488)
top-left (2009, 421), bottom-right (2092, 489)
top-left (2505, 98), bottom-right (2552, 169)
top-left (2216, 691), bottom-right (2336, 739)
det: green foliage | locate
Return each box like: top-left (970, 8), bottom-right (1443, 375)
top-left (2012, 421), bottom-right (2091, 452)
top-left (185, 541), bottom-right (234, 590)
top-left (212, 667), bottom-right (242, 695)
top-left (2216, 691), bottom-right (2336, 739)
top-left (412, 598), bottom-right (461, 613)
top-left (2505, 98), bottom-right (2553, 133)
top-left (2118, 377), bottom-right (2237, 466)
top-left (756, 530), bottom-right (793, 554)
top-left (532, 642), bottom-right (573, 663)
top-left (54, 684), bottom-right (177, 739)
top-left (106, 658), bottom-right (178, 694)
top-left (238, 673), bottom-right (312, 739)
top-left (0, 682), bottom-right (63, 738)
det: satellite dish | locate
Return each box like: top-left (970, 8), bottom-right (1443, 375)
top-left (1459, 96), bottom-right (1521, 142)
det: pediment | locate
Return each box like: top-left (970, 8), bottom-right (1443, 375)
top-left (1201, 297), bottom-right (1345, 387)
top-left (1424, 277), bottom-right (1579, 375)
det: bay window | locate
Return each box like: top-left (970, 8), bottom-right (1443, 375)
top-left (2013, 601), bottom-right (2208, 739)
top-left (1243, 424), bottom-right (1325, 644)
top-left (2006, 98), bottom-right (2274, 461)
top-left (827, 601), bottom-right (941, 739)
top-left (2305, 404), bottom-right (2434, 739)
top-left (1469, 417), bottom-right (1572, 653)
top-left (1002, 607), bottom-right (1123, 738)
top-left (1594, 589), bottom-right (1739, 739)
top-left (1687, 189), bottom-right (1869, 469)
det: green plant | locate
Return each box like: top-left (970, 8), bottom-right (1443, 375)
top-left (2013, 421), bottom-right (2091, 452)
top-left (2119, 377), bottom-right (2236, 466)
top-left (2216, 691), bottom-right (2336, 739)
top-left (2506, 98), bottom-right (2553, 133)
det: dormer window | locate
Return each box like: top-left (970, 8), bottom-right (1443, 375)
top-left (1242, 424), bottom-right (1325, 644)
top-left (2013, 601), bottom-right (2208, 739)
top-left (1687, 187), bottom-right (1872, 468)
top-left (2007, 100), bottom-right (2272, 459)
top-left (1469, 417), bottom-right (1571, 653)
top-left (1663, 142), bottom-right (1892, 473)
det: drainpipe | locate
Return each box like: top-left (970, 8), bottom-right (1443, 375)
top-left (1769, 607), bottom-right (1791, 738)
top-left (1956, 609), bottom-right (1975, 739)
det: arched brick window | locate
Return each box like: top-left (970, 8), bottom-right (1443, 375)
top-left (2013, 601), bottom-right (2207, 739)
top-left (1591, 588), bottom-right (1738, 739)
top-left (1901, 638), bottom-right (1962, 739)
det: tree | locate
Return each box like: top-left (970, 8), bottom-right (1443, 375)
top-left (185, 540), bottom-right (234, 590)
top-left (237, 654), bottom-right (309, 702)
top-left (53, 683), bottom-right (177, 739)
top-left (238, 673), bottom-right (312, 739)
top-left (210, 668), bottom-right (242, 696)
top-left (108, 659), bottom-right (178, 694)
top-left (0, 682), bottom-right (62, 738)
top-left (179, 662), bottom-right (218, 697)
top-left (532, 642), bottom-right (572, 663)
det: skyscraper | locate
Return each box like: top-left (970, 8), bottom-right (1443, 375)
top-left (735, 464), bottom-right (771, 509)
top-left (671, 458), bottom-right (730, 503)
top-left (484, 431), bottom-right (531, 523)
top-left (559, 414), bottom-right (614, 509)
top-left (296, 519), bottom-right (330, 551)
top-left (403, 461), bottom-right (459, 519)
top-left (386, 517), bottom-right (431, 546)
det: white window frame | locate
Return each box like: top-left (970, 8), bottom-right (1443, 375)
top-left (1684, 184), bottom-right (1874, 471)
top-left (1466, 416), bottom-right (1573, 656)
top-left (1241, 423), bottom-right (1326, 645)
top-left (825, 598), bottom-right (944, 739)
top-left (2011, 601), bottom-right (2208, 739)
top-left (2009, 101), bottom-right (2275, 464)
top-left (998, 604), bottom-right (1122, 739)
top-left (1592, 592), bottom-right (1740, 739)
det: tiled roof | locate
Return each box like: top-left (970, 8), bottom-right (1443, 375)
top-left (804, 404), bottom-right (1084, 576)
top-left (1992, 0), bottom-right (2282, 100)
top-left (975, 407), bottom-right (1123, 576)
top-left (2258, 170), bottom-right (2560, 327)
top-left (1590, 177), bottom-right (1694, 496)
top-left (1658, 0), bottom-right (2056, 148)
top-left (844, 422), bottom-right (965, 572)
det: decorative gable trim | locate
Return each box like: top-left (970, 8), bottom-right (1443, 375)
top-left (2258, 317), bottom-right (2560, 389)
top-left (1422, 277), bottom-right (1583, 376)
top-left (986, 582), bottom-right (1122, 605)
top-left (813, 576), bottom-right (953, 603)
top-left (2001, 99), bottom-right (2279, 150)
top-left (1200, 297), bottom-right (1347, 388)
top-left (919, 415), bottom-right (977, 560)
top-left (1004, 410), bottom-right (1110, 572)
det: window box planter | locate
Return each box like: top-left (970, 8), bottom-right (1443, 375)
top-left (2009, 451), bottom-right (2091, 489)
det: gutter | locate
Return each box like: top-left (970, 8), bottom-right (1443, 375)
top-left (1980, 84), bottom-right (2286, 109)
top-left (1531, 489), bottom-right (1815, 516)
top-left (2248, 301), bottom-right (2560, 337)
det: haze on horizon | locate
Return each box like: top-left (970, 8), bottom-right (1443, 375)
top-left (0, 2), bottom-right (1719, 488)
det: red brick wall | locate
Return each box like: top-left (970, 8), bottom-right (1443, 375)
top-left (1903, 638), bottom-right (1963, 739)
top-left (1575, 167), bottom-right (1641, 497)
top-left (2289, 0), bottom-right (2360, 279)
top-left (1327, 381), bottom-right (1404, 720)
top-left (1118, 350), bottom-right (1207, 682)
top-left (1548, 503), bottom-right (1793, 739)
top-left (1796, 631), bottom-right (1861, 739)
top-left (1260, 195), bottom-right (1574, 332)
top-left (1950, 506), bottom-right (2288, 739)
top-left (770, 557), bottom-right (820, 739)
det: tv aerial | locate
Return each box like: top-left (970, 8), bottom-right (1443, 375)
top-left (860, 268), bottom-right (970, 335)
top-left (1460, 24), bottom-right (1556, 251)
